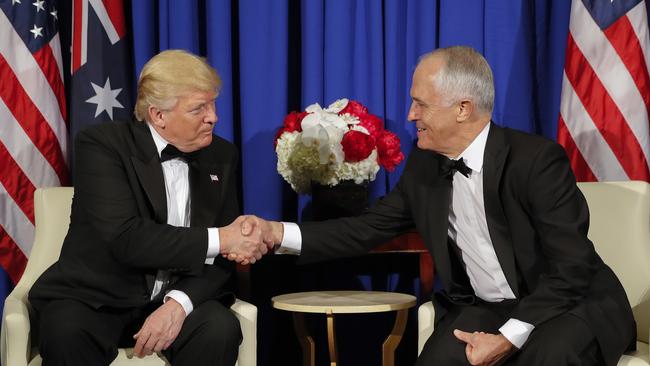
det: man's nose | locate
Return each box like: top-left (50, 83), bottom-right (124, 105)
top-left (206, 105), bottom-right (218, 124)
top-left (407, 104), bottom-right (417, 121)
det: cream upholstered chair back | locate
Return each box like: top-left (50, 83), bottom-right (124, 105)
top-left (8, 187), bottom-right (72, 304)
top-left (577, 181), bottom-right (650, 345)
top-left (2, 187), bottom-right (257, 366)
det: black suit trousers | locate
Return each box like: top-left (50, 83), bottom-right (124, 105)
top-left (35, 298), bottom-right (241, 366)
top-left (415, 301), bottom-right (603, 366)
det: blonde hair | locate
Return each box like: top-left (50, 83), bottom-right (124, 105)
top-left (134, 49), bottom-right (222, 121)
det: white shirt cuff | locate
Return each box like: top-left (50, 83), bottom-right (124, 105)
top-left (164, 290), bottom-right (194, 316)
top-left (499, 318), bottom-right (534, 349)
top-left (205, 228), bottom-right (220, 264)
top-left (275, 222), bottom-right (302, 255)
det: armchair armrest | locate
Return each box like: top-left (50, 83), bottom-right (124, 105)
top-left (2, 295), bottom-right (32, 366)
top-left (418, 301), bottom-right (435, 355)
top-left (230, 299), bottom-right (257, 366)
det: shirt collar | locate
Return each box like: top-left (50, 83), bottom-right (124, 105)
top-left (147, 122), bottom-right (170, 158)
top-left (457, 122), bottom-right (490, 174)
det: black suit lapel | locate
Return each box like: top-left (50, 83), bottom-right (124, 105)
top-left (483, 123), bottom-right (519, 297)
top-left (129, 122), bottom-right (167, 223)
top-left (419, 153), bottom-right (456, 292)
top-left (189, 154), bottom-right (222, 228)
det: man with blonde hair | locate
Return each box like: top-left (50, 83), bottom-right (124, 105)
top-left (29, 50), bottom-right (266, 366)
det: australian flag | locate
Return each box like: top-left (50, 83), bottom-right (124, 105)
top-left (69, 0), bottom-right (133, 147)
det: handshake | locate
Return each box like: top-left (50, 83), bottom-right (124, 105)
top-left (219, 215), bottom-right (284, 265)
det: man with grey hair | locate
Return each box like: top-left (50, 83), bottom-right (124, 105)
top-left (29, 50), bottom-right (270, 366)
top-left (247, 46), bottom-right (635, 365)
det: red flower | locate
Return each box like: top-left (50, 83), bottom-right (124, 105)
top-left (376, 131), bottom-right (404, 171)
top-left (275, 111), bottom-right (308, 148)
top-left (341, 130), bottom-right (375, 162)
top-left (357, 113), bottom-right (384, 139)
top-left (339, 100), bottom-right (368, 117)
top-left (283, 111), bottom-right (307, 132)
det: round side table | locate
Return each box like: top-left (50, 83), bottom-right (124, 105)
top-left (272, 290), bottom-right (416, 366)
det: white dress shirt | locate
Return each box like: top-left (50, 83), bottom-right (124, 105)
top-left (449, 123), bottom-right (533, 348)
top-left (147, 123), bottom-right (221, 315)
top-left (278, 123), bottom-right (534, 348)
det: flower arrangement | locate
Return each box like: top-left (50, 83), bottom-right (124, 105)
top-left (274, 98), bottom-right (405, 194)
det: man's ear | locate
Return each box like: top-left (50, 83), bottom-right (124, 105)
top-left (148, 105), bottom-right (165, 128)
top-left (457, 99), bottom-right (473, 122)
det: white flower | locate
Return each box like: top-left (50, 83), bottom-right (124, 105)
top-left (300, 106), bottom-right (347, 165)
top-left (324, 98), bottom-right (349, 113)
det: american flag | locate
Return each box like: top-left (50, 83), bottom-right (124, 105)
top-left (558, 0), bottom-right (650, 182)
top-left (0, 0), bottom-right (68, 284)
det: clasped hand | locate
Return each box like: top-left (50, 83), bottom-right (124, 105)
top-left (453, 329), bottom-right (516, 366)
top-left (220, 215), bottom-right (278, 264)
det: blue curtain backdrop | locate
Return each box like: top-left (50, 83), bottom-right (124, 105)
top-left (130, 0), bottom-right (572, 222)
top-left (126, 1), bottom-right (577, 365)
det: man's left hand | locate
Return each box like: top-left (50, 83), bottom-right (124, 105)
top-left (133, 299), bottom-right (187, 358)
top-left (453, 329), bottom-right (516, 366)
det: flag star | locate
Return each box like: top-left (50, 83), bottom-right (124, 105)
top-left (50, 8), bottom-right (58, 20)
top-left (12, 0), bottom-right (21, 5)
top-left (85, 78), bottom-right (124, 120)
top-left (32, 0), bottom-right (45, 12)
top-left (29, 24), bottom-right (43, 38)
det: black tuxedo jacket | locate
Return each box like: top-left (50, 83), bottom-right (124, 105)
top-left (30, 120), bottom-right (239, 310)
top-left (298, 123), bottom-right (635, 365)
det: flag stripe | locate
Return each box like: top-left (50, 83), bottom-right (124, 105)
top-left (33, 43), bottom-right (67, 121)
top-left (564, 34), bottom-right (650, 180)
top-left (49, 34), bottom-right (64, 87)
top-left (569, 0), bottom-right (650, 164)
top-left (627, 1), bottom-right (650, 82)
top-left (557, 116), bottom-right (597, 182)
top-left (0, 99), bottom-right (60, 188)
top-left (89, 0), bottom-right (120, 44)
top-left (72, 0), bottom-right (84, 73)
top-left (0, 180), bottom-right (34, 258)
top-left (0, 225), bottom-right (28, 284)
top-left (603, 15), bottom-right (650, 115)
top-left (101, 0), bottom-right (126, 38)
top-left (0, 10), bottom-right (68, 156)
top-left (0, 141), bottom-right (37, 224)
top-left (81, 0), bottom-right (89, 68)
top-left (560, 71), bottom-right (629, 181)
top-left (0, 54), bottom-right (69, 185)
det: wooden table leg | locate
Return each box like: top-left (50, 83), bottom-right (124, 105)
top-left (292, 313), bottom-right (315, 366)
top-left (382, 309), bottom-right (408, 366)
top-left (326, 310), bottom-right (338, 366)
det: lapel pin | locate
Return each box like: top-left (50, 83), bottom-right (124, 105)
top-left (209, 174), bottom-right (219, 182)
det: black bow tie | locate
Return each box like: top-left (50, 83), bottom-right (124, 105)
top-left (439, 156), bottom-right (471, 179)
top-left (160, 144), bottom-right (199, 162)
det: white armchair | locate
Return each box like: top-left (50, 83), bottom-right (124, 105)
top-left (1, 187), bottom-right (257, 366)
top-left (418, 181), bottom-right (650, 365)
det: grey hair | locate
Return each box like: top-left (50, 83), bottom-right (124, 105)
top-left (421, 46), bottom-right (494, 115)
